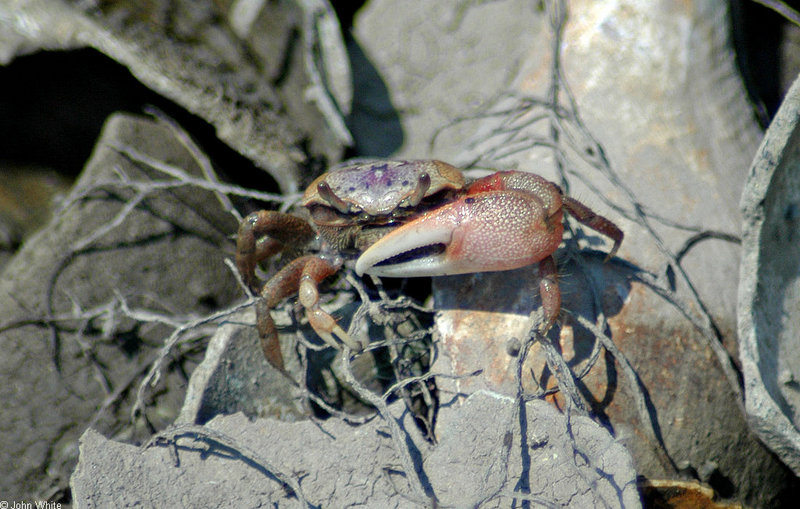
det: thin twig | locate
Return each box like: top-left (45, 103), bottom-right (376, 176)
top-left (147, 108), bottom-right (243, 222)
top-left (753, 0), bottom-right (800, 26)
top-left (573, 312), bottom-right (678, 473)
top-left (339, 347), bottom-right (433, 505)
top-left (531, 323), bottom-right (589, 417)
top-left (110, 143), bottom-right (293, 204)
top-left (133, 299), bottom-right (258, 420)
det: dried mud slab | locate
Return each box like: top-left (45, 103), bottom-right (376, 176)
top-left (1, 0), bottom-right (352, 191)
top-left (0, 113), bottom-right (242, 498)
top-left (739, 73), bottom-right (800, 476)
top-left (71, 391), bottom-right (639, 507)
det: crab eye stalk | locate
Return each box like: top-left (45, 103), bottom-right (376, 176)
top-left (404, 171), bottom-right (431, 208)
top-left (317, 180), bottom-right (351, 214)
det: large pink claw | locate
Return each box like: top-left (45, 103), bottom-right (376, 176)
top-left (355, 190), bottom-right (565, 277)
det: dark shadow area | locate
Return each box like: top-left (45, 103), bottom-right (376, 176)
top-left (306, 1), bottom-right (405, 157)
top-left (343, 34), bottom-right (404, 157)
top-left (514, 398), bottom-right (531, 509)
top-left (432, 252), bottom-right (632, 391)
top-left (730, 0), bottom-right (800, 127)
top-left (0, 48), bottom-right (275, 192)
top-left (433, 251), bottom-right (631, 319)
top-left (331, 0), bottom-right (370, 31)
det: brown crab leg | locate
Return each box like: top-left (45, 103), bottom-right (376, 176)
top-left (562, 196), bottom-right (623, 260)
top-left (297, 257), bottom-right (363, 351)
top-left (538, 255), bottom-right (561, 333)
top-left (256, 256), bottom-right (310, 371)
top-left (256, 254), bottom-right (354, 371)
top-left (236, 210), bottom-right (316, 292)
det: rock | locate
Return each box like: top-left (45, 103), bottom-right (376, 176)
top-left (0, 113), bottom-right (242, 498)
top-left (176, 309), bottom-right (307, 425)
top-left (427, 391), bottom-right (640, 508)
top-left (1, 0), bottom-right (352, 192)
top-left (351, 0), bottom-right (795, 505)
top-left (738, 73), bottom-right (800, 476)
top-left (71, 391), bottom-right (639, 507)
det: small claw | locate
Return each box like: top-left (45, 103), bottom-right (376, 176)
top-left (356, 191), bottom-right (564, 277)
top-left (603, 234), bottom-right (623, 262)
top-left (306, 308), bottom-right (364, 350)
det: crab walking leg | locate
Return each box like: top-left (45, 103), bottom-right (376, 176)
top-left (537, 255), bottom-right (561, 332)
top-left (255, 255), bottom-right (347, 370)
top-left (297, 257), bottom-right (363, 351)
top-left (562, 196), bottom-right (624, 260)
top-left (236, 210), bottom-right (316, 292)
top-left (256, 257), bottom-right (312, 371)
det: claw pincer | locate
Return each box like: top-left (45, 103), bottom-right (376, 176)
top-left (356, 172), bottom-right (565, 277)
top-left (356, 170), bottom-right (622, 332)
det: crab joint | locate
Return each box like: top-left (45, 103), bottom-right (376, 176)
top-left (298, 275), bottom-right (318, 308)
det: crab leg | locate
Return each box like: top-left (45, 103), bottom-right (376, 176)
top-left (562, 196), bottom-right (623, 260)
top-left (255, 256), bottom-right (310, 371)
top-left (538, 255), bottom-right (561, 332)
top-left (255, 255), bottom-right (354, 371)
top-left (297, 256), bottom-right (364, 351)
top-left (236, 210), bottom-right (316, 292)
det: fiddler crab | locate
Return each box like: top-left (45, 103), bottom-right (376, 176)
top-left (236, 160), bottom-right (623, 371)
